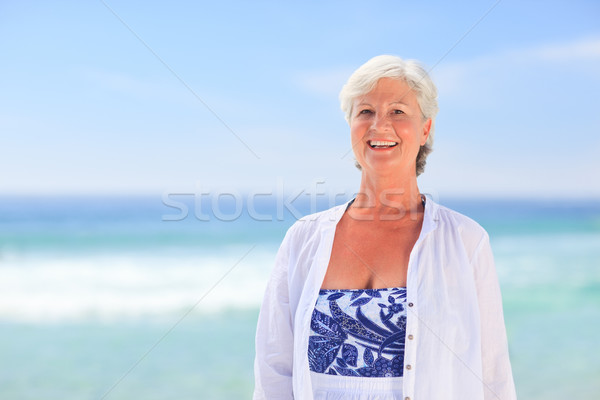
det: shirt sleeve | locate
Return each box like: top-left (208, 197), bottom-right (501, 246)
top-left (253, 230), bottom-right (295, 400)
top-left (472, 233), bottom-right (518, 400)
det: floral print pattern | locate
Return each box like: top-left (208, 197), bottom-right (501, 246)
top-left (308, 288), bottom-right (407, 377)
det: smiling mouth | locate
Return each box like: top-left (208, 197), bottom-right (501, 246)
top-left (368, 140), bottom-right (398, 149)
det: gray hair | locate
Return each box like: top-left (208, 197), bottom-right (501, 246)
top-left (339, 55), bottom-right (439, 176)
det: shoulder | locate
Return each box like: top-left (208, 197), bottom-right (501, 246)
top-left (298, 201), bottom-right (348, 223)
top-left (273, 202), bottom-right (348, 279)
top-left (429, 200), bottom-right (490, 258)
top-left (434, 203), bottom-right (487, 237)
top-left (282, 201), bottom-right (348, 244)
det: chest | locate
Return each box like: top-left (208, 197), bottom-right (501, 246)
top-left (321, 216), bottom-right (423, 289)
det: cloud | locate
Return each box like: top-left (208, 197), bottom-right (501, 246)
top-left (293, 36), bottom-right (600, 104)
top-left (293, 67), bottom-right (354, 97)
top-left (432, 35), bottom-right (600, 103)
top-left (533, 37), bottom-right (600, 61)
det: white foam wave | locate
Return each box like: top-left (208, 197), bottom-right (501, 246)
top-left (0, 247), bottom-right (276, 323)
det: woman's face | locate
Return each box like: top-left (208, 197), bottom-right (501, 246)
top-left (350, 77), bottom-right (431, 177)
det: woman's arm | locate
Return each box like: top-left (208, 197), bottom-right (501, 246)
top-left (253, 233), bottom-right (295, 400)
top-left (472, 233), bottom-right (518, 400)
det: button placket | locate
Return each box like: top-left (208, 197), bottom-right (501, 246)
top-left (404, 245), bottom-right (422, 400)
top-left (403, 297), bottom-right (417, 400)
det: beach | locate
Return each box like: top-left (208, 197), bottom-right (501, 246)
top-left (1, 195), bottom-right (599, 399)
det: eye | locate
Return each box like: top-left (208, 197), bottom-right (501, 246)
top-left (393, 109), bottom-right (405, 115)
top-left (358, 109), bottom-right (373, 115)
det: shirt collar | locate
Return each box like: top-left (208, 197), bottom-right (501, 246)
top-left (420, 194), bottom-right (439, 240)
top-left (330, 195), bottom-right (439, 237)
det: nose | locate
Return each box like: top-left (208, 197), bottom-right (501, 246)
top-left (370, 112), bottom-right (392, 133)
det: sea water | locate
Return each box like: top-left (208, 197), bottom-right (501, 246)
top-left (0, 195), bottom-right (598, 399)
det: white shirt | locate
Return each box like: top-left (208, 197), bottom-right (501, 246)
top-left (253, 197), bottom-right (517, 400)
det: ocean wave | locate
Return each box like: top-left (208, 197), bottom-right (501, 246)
top-left (0, 246), bottom-right (275, 323)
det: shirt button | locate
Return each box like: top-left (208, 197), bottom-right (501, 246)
top-left (408, 334), bottom-right (414, 340)
top-left (406, 364), bottom-right (412, 370)
top-left (408, 302), bottom-right (414, 307)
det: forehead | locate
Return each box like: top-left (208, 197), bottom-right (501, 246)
top-left (356, 77), bottom-right (418, 104)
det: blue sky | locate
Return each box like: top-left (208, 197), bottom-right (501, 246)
top-left (1, 1), bottom-right (599, 198)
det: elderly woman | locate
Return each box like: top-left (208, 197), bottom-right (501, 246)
top-left (253, 55), bottom-right (516, 400)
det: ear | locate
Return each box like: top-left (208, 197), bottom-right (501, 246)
top-left (421, 118), bottom-right (432, 146)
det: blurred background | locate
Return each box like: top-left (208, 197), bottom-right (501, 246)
top-left (1, 1), bottom-right (599, 399)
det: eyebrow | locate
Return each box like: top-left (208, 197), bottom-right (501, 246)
top-left (355, 101), bottom-right (409, 107)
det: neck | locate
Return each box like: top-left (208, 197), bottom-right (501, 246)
top-left (351, 170), bottom-right (423, 221)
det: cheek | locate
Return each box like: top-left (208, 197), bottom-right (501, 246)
top-left (393, 121), bottom-right (421, 141)
top-left (349, 123), bottom-right (365, 142)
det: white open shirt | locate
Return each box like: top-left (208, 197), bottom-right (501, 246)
top-left (253, 198), bottom-right (517, 400)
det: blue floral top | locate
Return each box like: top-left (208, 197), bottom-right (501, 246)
top-left (308, 287), bottom-right (407, 378)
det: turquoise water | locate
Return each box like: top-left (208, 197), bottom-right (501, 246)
top-left (0, 312), bottom-right (257, 399)
top-left (1, 195), bottom-right (599, 399)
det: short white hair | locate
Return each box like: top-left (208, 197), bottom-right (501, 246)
top-left (339, 55), bottom-right (439, 176)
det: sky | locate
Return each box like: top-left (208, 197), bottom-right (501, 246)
top-left (1, 0), bottom-right (599, 199)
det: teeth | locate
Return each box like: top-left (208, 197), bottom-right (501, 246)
top-left (369, 140), bottom-right (398, 148)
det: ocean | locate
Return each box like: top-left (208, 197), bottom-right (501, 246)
top-left (1, 194), bottom-right (598, 399)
